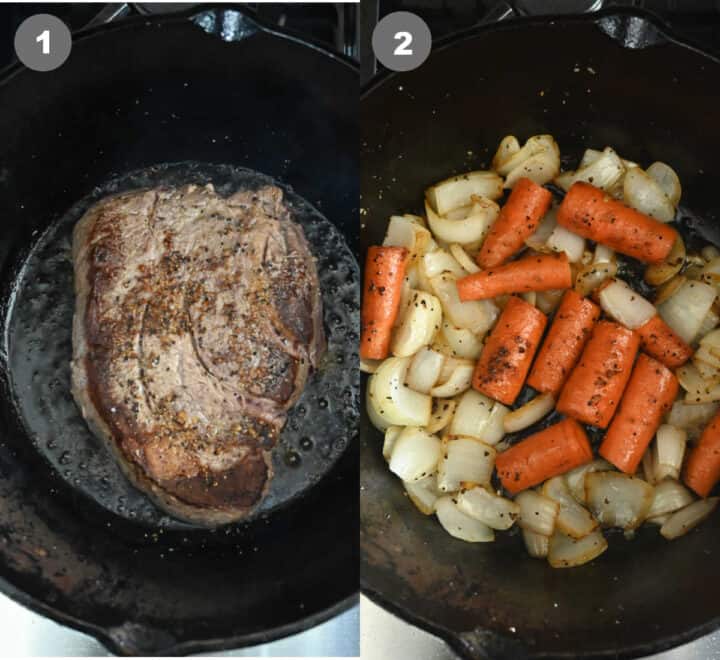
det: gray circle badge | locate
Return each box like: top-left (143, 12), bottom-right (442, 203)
top-left (14, 14), bottom-right (72, 72)
top-left (372, 11), bottom-right (432, 72)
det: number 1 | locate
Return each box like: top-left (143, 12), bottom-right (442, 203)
top-left (36, 29), bottom-right (50, 55)
top-left (394, 31), bottom-right (413, 56)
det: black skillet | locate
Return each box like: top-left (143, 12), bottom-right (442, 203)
top-left (0, 4), bottom-right (358, 655)
top-left (361, 7), bottom-right (720, 659)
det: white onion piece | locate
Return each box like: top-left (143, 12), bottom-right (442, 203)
top-left (438, 356), bottom-right (473, 384)
top-left (700, 328), bottom-right (720, 353)
top-left (555, 147), bottom-right (625, 193)
top-left (425, 199), bottom-right (499, 246)
top-left (646, 514), bottom-right (670, 526)
top-left (430, 274), bottom-right (499, 335)
top-left (565, 459), bottom-right (614, 504)
top-left (366, 387), bottom-right (390, 432)
top-left (505, 149), bottom-right (561, 188)
top-left (384, 214), bottom-right (434, 259)
top-left (542, 476), bottom-right (598, 539)
top-left (482, 401), bottom-right (509, 446)
top-left (435, 496), bottom-right (495, 542)
top-left (367, 357), bottom-right (432, 427)
top-left (594, 244), bottom-right (615, 264)
top-left (389, 427), bottom-right (441, 483)
top-left (391, 290), bottom-right (442, 358)
top-left (574, 261), bottom-right (617, 297)
top-left (642, 449), bottom-right (657, 485)
top-left (426, 399), bottom-right (456, 435)
top-left (456, 487), bottom-right (519, 530)
top-left (406, 348), bottom-right (445, 394)
top-left (678, 363), bottom-right (720, 404)
top-left (449, 390), bottom-right (493, 439)
top-left (658, 280), bottom-right (716, 344)
top-left (646, 161), bottom-right (682, 207)
top-left (522, 529), bottom-right (549, 558)
top-left (655, 274), bottom-right (687, 306)
top-left (623, 167), bottom-right (676, 222)
top-left (694, 356), bottom-right (720, 384)
top-left (492, 135), bottom-right (520, 171)
top-left (598, 279), bottom-right (656, 330)
top-left (535, 289), bottom-right (565, 314)
top-left (697, 308), bottom-right (720, 339)
top-left (515, 490), bottom-right (559, 536)
top-left (437, 437), bottom-right (496, 492)
top-left (525, 210), bottom-right (558, 252)
top-left (666, 400), bottom-right (719, 440)
top-left (701, 257), bottom-right (720, 290)
top-left (695, 345), bottom-right (720, 372)
top-left (383, 426), bottom-right (402, 462)
top-left (644, 236), bottom-right (686, 287)
top-left (646, 480), bottom-right (694, 519)
top-left (422, 248), bottom-right (467, 279)
top-left (493, 134), bottom-right (559, 176)
top-left (522, 291), bottom-right (537, 306)
top-left (652, 425), bottom-right (687, 482)
top-left (585, 472), bottom-right (654, 530)
top-left (579, 147), bottom-right (638, 171)
top-left (430, 364), bottom-right (474, 398)
top-left (547, 225), bottom-right (586, 263)
top-left (503, 393), bottom-right (555, 433)
top-left (661, 497), bottom-right (719, 540)
top-left (703, 246), bottom-right (720, 262)
top-left (449, 243), bottom-right (481, 274)
top-left (405, 475), bottom-right (439, 515)
top-left (426, 171), bottom-right (504, 214)
top-left (548, 529), bottom-right (608, 568)
top-left (442, 320), bottom-right (483, 360)
top-left (360, 357), bottom-right (381, 374)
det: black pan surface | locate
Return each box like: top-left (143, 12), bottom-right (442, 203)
top-left (0, 5), bottom-right (358, 654)
top-left (361, 8), bottom-right (720, 659)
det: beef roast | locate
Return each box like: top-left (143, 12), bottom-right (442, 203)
top-left (71, 184), bottom-right (324, 525)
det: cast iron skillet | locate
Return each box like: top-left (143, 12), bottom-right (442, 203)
top-left (0, 4), bottom-right (358, 655)
top-left (361, 7), bottom-right (720, 659)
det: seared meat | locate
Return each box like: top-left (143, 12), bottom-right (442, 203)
top-left (71, 184), bottom-right (324, 525)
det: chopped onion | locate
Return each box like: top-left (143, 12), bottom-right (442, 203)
top-left (406, 348), bottom-right (445, 394)
top-left (667, 400), bottom-right (719, 440)
top-left (644, 236), bottom-right (686, 286)
top-left (579, 147), bottom-right (638, 171)
top-left (493, 135), bottom-right (560, 181)
top-left (678, 363), bottom-right (720, 404)
top-left (646, 161), bottom-right (682, 207)
top-left (492, 135), bottom-right (521, 171)
top-left (426, 399), bottom-right (456, 435)
top-left (522, 529), bottom-right (549, 559)
top-left (505, 149), bottom-right (561, 188)
top-left (525, 209), bottom-right (557, 252)
top-left (391, 290), bottom-right (443, 357)
top-left (641, 449), bottom-right (657, 485)
top-left (430, 274), bottom-right (499, 334)
top-left (542, 476), bottom-right (598, 539)
top-left (658, 280), bottom-right (717, 344)
top-left (405, 475), bottom-right (439, 515)
top-left (426, 171), bottom-right (504, 214)
top-left (598, 279), bottom-right (656, 330)
top-left (522, 291), bottom-right (537, 306)
top-left (437, 437), bottom-right (496, 492)
top-left (516, 490), bottom-right (559, 536)
top-left (384, 214), bottom-right (434, 259)
top-left (366, 387), bottom-right (391, 432)
top-left (660, 497), bottom-right (719, 540)
top-left (383, 426), bottom-right (401, 461)
top-left (623, 166), bottom-right (676, 222)
top-left (646, 514), bottom-right (670, 526)
top-left (555, 147), bottom-right (625, 193)
top-left (694, 355), bottom-right (720, 384)
top-left (425, 199), bottom-right (499, 246)
top-left (646, 480), bottom-right (694, 519)
top-left (422, 248), bottom-right (467, 279)
top-left (652, 425), bottom-right (687, 482)
top-left (438, 356), bottom-right (473, 384)
top-left (482, 401), bottom-right (509, 446)
top-left (449, 390), bottom-right (493, 439)
top-left (389, 427), bottom-right (441, 482)
top-left (654, 275), bottom-right (686, 306)
top-left (697, 308), bottom-right (720, 338)
top-left (442, 320), bottom-right (483, 360)
top-left (430, 363), bottom-right (474, 398)
top-left (503, 393), bottom-right (555, 433)
top-left (564, 459), bottom-right (614, 504)
top-left (703, 246), bottom-right (720, 262)
top-left (585, 472), bottom-right (654, 530)
top-left (449, 243), bottom-right (481, 274)
top-left (360, 357), bottom-right (381, 374)
top-left (547, 225), bottom-right (586, 263)
top-left (547, 529), bottom-right (608, 568)
top-left (574, 260), bottom-right (617, 297)
top-left (695, 345), bottom-right (720, 370)
top-left (700, 328), bottom-right (720, 353)
top-left (535, 289), bottom-right (565, 314)
top-left (701, 257), bottom-right (720, 290)
top-left (456, 487), bottom-right (519, 530)
top-left (367, 357), bottom-right (432, 428)
top-left (594, 244), bottom-right (615, 264)
top-left (435, 496), bottom-right (495, 542)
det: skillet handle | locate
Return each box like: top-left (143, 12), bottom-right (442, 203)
top-left (447, 628), bottom-right (529, 660)
top-left (106, 621), bottom-right (179, 656)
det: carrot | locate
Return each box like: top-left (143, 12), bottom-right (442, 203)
top-left (557, 182), bottom-right (678, 264)
top-left (684, 409), bottom-right (720, 497)
top-left (360, 246), bottom-right (409, 360)
top-left (599, 354), bottom-right (679, 473)
top-left (477, 177), bottom-right (553, 269)
top-left (472, 296), bottom-right (547, 405)
top-left (495, 418), bottom-right (593, 494)
top-left (636, 314), bottom-right (694, 368)
top-left (527, 290), bottom-right (600, 396)
top-left (556, 321), bottom-right (640, 428)
top-left (457, 252), bottom-right (572, 301)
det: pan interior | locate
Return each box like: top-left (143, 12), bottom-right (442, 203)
top-left (5, 161), bottom-right (359, 530)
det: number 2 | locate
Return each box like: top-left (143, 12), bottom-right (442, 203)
top-left (36, 29), bottom-right (50, 55)
top-left (393, 31), bottom-right (413, 56)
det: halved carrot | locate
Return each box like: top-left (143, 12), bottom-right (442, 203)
top-left (557, 182), bottom-right (677, 264)
top-left (527, 290), bottom-right (600, 396)
top-left (472, 296), bottom-right (547, 405)
top-left (477, 177), bottom-right (553, 269)
top-left (360, 246), bottom-right (409, 360)
top-left (684, 409), bottom-right (720, 497)
top-left (599, 354), bottom-right (679, 473)
top-left (495, 418), bottom-right (593, 494)
top-left (636, 314), bottom-right (694, 369)
top-left (556, 321), bottom-right (640, 428)
top-left (457, 252), bottom-right (572, 301)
